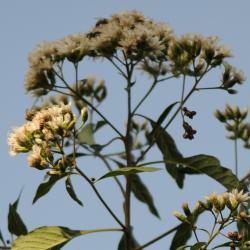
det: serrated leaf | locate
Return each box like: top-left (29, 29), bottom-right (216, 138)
top-left (77, 123), bottom-right (95, 145)
top-left (65, 176), bottom-right (83, 206)
top-left (118, 234), bottom-right (139, 250)
top-left (8, 204), bottom-right (27, 236)
top-left (98, 167), bottom-right (161, 181)
top-left (33, 175), bottom-right (66, 204)
top-left (167, 154), bottom-right (241, 190)
top-left (150, 122), bottom-right (185, 188)
top-left (131, 174), bottom-right (160, 218)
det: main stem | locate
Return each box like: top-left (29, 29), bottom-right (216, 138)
top-left (234, 137), bottom-right (238, 177)
top-left (124, 57), bottom-right (134, 250)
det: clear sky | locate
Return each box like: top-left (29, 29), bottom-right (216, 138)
top-left (1, 1), bottom-right (250, 249)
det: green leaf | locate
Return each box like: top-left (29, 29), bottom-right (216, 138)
top-left (170, 222), bottom-right (193, 250)
top-left (65, 176), bottom-right (83, 206)
top-left (211, 241), bottom-right (241, 249)
top-left (176, 243), bottom-right (206, 250)
top-left (33, 175), bottom-right (66, 204)
top-left (166, 154), bottom-right (241, 190)
top-left (118, 234), bottom-right (139, 250)
top-left (150, 122), bottom-right (185, 188)
top-left (77, 123), bottom-right (95, 145)
top-left (191, 242), bottom-right (206, 250)
top-left (95, 120), bottom-right (107, 132)
top-left (170, 208), bottom-right (204, 250)
top-left (12, 226), bottom-right (111, 250)
top-left (8, 203), bottom-right (27, 236)
top-left (131, 174), bottom-right (160, 218)
top-left (154, 101), bottom-right (179, 129)
top-left (98, 167), bottom-right (161, 181)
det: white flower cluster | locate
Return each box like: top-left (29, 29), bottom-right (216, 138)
top-left (174, 189), bottom-right (250, 223)
top-left (24, 11), bottom-right (244, 96)
top-left (8, 103), bottom-right (76, 169)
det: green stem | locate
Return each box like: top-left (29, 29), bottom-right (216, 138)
top-left (53, 70), bottom-right (123, 138)
top-left (75, 165), bottom-right (125, 229)
top-left (234, 138), bottom-right (238, 177)
top-left (132, 78), bottom-right (157, 115)
top-left (135, 67), bottom-right (211, 165)
top-left (79, 228), bottom-right (123, 234)
top-left (123, 54), bottom-right (134, 250)
top-left (134, 224), bottom-right (182, 250)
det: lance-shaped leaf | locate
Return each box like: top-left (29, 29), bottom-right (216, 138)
top-left (153, 101), bottom-right (179, 132)
top-left (131, 174), bottom-right (160, 218)
top-left (171, 207), bottom-right (205, 250)
top-left (211, 241), bottom-right (241, 249)
top-left (8, 196), bottom-right (27, 236)
top-left (170, 222), bottom-right (193, 250)
top-left (33, 175), bottom-right (66, 204)
top-left (98, 167), bottom-right (161, 181)
top-left (150, 122), bottom-right (185, 188)
top-left (12, 226), bottom-right (118, 250)
top-left (118, 233), bottom-right (139, 250)
top-left (166, 154), bottom-right (241, 190)
top-left (77, 123), bottom-right (95, 145)
top-left (65, 176), bottom-right (83, 206)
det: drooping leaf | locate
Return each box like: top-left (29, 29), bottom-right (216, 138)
top-left (33, 175), bottom-right (66, 204)
top-left (77, 123), bottom-right (95, 145)
top-left (98, 167), bottom-right (161, 181)
top-left (65, 176), bottom-right (83, 206)
top-left (118, 233), bottom-right (139, 250)
top-left (166, 154), bottom-right (241, 190)
top-left (150, 122), bottom-right (185, 188)
top-left (8, 203), bottom-right (27, 236)
top-left (12, 226), bottom-right (112, 250)
top-left (131, 174), bottom-right (160, 218)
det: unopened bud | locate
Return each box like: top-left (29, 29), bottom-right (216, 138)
top-left (182, 202), bottom-right (191, 216)
top-left (173, 211), bottom-right (186, 222)
top-left (80, 107), bottom-right (88, 123)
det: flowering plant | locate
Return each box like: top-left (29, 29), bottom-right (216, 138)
top-left (2, 11), bottom-right (250, 250)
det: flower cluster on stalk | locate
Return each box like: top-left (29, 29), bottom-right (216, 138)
top-left (8, 103), bottom-right (77, 171)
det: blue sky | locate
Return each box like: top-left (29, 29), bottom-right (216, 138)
top-left (1, 1), bottom-right (250, 249)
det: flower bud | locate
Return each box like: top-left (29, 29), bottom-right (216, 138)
top-left (173, 211), bottom-right (186, 222)
top-left (214, 110), bottom-right (226, 123)
top-left (182, 202), bottom-right (191, 216)
top-left (80, 107), bottom-right (88, 124)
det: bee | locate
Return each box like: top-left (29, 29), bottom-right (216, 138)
top-left (25, 110), bottom-right (36, 121)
